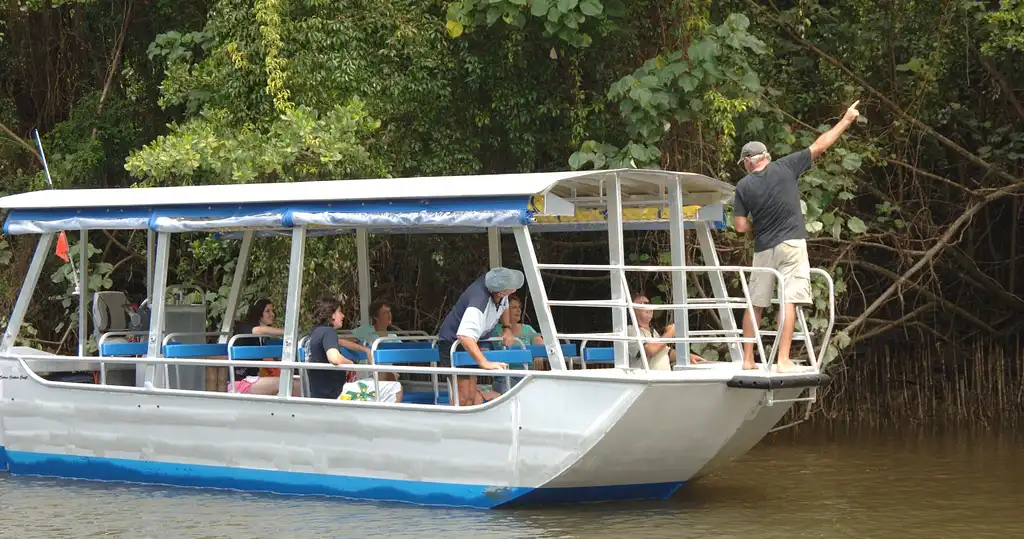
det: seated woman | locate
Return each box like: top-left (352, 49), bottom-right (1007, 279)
top-left (490, 295), bottom-right (544, 395)
top-left (627, 292), bottom-right (707, 370)
top-left (229, 298), bottom-right (300, 395)
top-left (306, 297), bottom-right (402, 403)
top-left (364, 300), bottom-right (400, 384)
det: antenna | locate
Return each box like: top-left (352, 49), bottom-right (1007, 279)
top-left (34, 129), bottom-right (80, 296)
top-left (33, 129), bottom-right (55, 188)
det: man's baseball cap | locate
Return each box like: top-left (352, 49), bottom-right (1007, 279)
top-left (736, 141), bottom-right (768, 164)
top-left (485, 267), bottom-right (525, 293)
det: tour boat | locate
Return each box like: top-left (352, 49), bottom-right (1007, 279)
top-left (0, 169), bottom-right (833, 508)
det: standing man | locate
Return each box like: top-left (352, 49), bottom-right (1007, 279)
top-left (732, 100), bottom-right (860, 372)
top-left (438, 267), bottom-right (522, 406)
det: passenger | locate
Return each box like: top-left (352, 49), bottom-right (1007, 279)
top-left (229, 298), bottom-right (300, 395)
top-left (733, 101), bottom-right (860, 372)
top-left (490, 295), bottom-right (544, 395)
top-left (366, 299), bottom-right (400, 383)
top-left (627, 293), bottom-right (706, 370)
top-left (437, 267), bottom-right (521, 406)
top-left (306, 297), bottom-right (402, 402)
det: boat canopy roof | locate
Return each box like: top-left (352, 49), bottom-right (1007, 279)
top-left (0, 169), bottom-right (734, 235)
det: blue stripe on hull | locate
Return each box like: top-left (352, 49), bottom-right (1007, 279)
top-left (0, 447), bottom-right (683, 508)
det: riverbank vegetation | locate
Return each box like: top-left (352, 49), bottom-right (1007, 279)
top-left (0, 0), bottom-right (1020, 423)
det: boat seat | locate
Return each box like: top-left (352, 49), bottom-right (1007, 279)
top-left (92, 291), bottom-right (130, 338)
top-left (528, 343), bottom-right (578, 359)
top-left (452, 348), bottom-right (534, 368)
top-left (100, 341), bottom-right (149, 357)
top-left (367, 345), bottom-right (442, 405)
top-left (228, 343), bottom-right (284, 361)
top-left (162, 343), bottom-right (229, 358)
top-left (372, 346), bottom-right (440, 365)
top-left (570, 346), bottom-right (616, 369)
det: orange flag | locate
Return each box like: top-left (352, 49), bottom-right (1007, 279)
top-left (55, 231), bottom-right (70, 262)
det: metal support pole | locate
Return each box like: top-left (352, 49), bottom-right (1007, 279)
top-left (607, 173), bottom-right (628, 368)
top-left (356, 228), bottom-right (370, 326)
top-left (219, 230), bottom-right (254, 343)
top-left (143, 232), bottom-right (172, 388)
top-left (513, 226), bottom-right (565, 370)
top-left (667, 179), bottom-right (690, 366)
top-left (0, 233), bottom-right (55, 355)
top-left (487, 227), bottom-right (502, 269)
top-left (279, 226), bottom-right (307, 398)
top-left (696, 221), bottom-right (743, 363)
top-left (78, 229), bottom-right (89, 357)
top-left (146, 229), bottom-right (155, 300)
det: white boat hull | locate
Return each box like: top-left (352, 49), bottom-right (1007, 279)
top-left (0, 358), bottom-right (821, 508)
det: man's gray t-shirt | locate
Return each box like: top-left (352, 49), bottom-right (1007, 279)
top-left (732, 148), bottom-right (813, 253)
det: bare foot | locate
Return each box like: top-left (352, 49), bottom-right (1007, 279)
top-left (774, 359), bottom-right (805, 373)
top-left (742, 359), bottom-right (758, 370)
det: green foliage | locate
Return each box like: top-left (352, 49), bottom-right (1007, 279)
top-left (976, 0), bottom-right (1024, 55)
top-left (125, 102), bottom-right (383, 184)
top-left (569, 13), bottom-right (767, 170)
top-left (446, 0), bottom-right (626, 48)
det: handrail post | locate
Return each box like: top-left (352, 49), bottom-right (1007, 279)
top-left (0, 233), bottom-right (54, 354)
top-left (606, 172), bottom-right (628, 368)
top-left (219, 230), bottom-right (253, 344)
top-left (143, 231), bottom-right (171, 389)
top-left (513, 226), bottom-right (566, 370)
top-left (356, 228), bottom-right (371, 327)
top-left (696, 221), bottom-right (742, 363)
top-left (278, 226), bottom-right (306, 398)
top-left (78, 228), bottom-right (88, 358)
top-left (667, 178), bottom-right (690, 365)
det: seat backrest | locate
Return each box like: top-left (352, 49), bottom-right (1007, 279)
top-left (583, 347), bottom-right (616, 362)
top-left (528, 343), bottom-right (578, 359)
top-left (93, 291), bottom-right (130, 335)
top-left (452, 349), bottom-right (533, 368)
top-left (373, 347), bottom-right (441, 365)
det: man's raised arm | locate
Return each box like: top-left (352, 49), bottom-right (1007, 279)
top-left (809, 101), bottom-right (861, 159)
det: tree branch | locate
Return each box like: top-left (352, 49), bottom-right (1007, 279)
top-left (847, 181), bottom-right (1024, 334)
top-left (945, 247), bottom-right (1024, 314)
top-left (0, 121), bottom-right (42, 162)
top-left (91, 0), bottom-right (134, 140)
top-left (750, 0), bottom-right (1023, 188)
top-left (886, 157), bottom-right (975, 195)
top-left (850, 301), bottom-right (936, 345)
top-left (849, 260), bottom-right (1000, 338)
top-left (975, 49), bottom-right (1024, 123)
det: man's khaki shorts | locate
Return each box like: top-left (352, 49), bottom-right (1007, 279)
top-left (748, 239), bottom-right (811, 308)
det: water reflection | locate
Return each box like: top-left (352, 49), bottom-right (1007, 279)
top-left (0, 425), bottom-right (1020, 538)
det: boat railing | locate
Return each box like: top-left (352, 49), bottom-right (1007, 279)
top-left (447, 336), bottom-right (528, 407)
top-left (754, 268), bottom-right (836, 371)
top-left (226, 333), bottom-right (288, 394)
top-left (369, 335), bottom-right (441, 404)
top-left (537, 263), bottom-right (785, 371)
top-left (536, 263), bottom-right (836, 373)
top-left (4, 352), bottom-right (669, 409)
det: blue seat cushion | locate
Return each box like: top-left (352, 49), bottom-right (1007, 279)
top-left (527, 343), bottom-right (578, 359)
top-left (583, 347), bottom-right (615, 362)
top-left (229, 344), bottom-right (284, 360)
top-left (452, 349), bottom-right (533, 368)
top-left (373, 347), bottom-right (440, 365)
top-left (162, 343), bottom-right (229, 358)
top-left (100, 341), bottom-right (149, 357)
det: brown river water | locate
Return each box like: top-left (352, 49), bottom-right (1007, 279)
top-left (0, 424), bottom-right (1020, 538)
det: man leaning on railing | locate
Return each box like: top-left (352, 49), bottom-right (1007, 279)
top-left (732, 100), bottom-right (860, 373)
